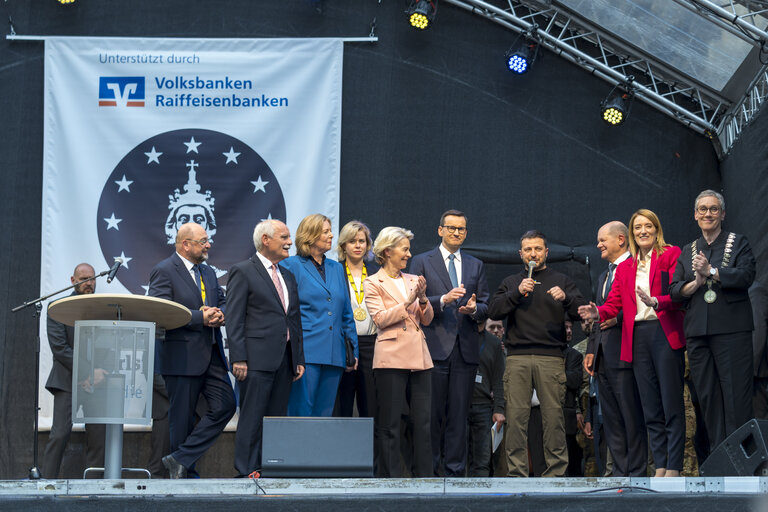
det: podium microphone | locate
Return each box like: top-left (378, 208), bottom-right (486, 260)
top-left (106, 258), bottom-right (123, 284)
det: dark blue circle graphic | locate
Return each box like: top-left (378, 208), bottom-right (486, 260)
top-left (97, 128), bottom-right (286, 294)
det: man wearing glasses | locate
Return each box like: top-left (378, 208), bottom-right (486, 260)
top-left (410, 209), bottom-right (489, 477)
top-left (148, 222), bottom-right (236, 478)
top-left (671, 190), bottom-right (756, 454)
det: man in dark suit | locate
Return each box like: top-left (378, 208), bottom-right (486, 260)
top-left (42, 263), bottom-right (105, 478)
top-left (409, 209), bottom-right (489, 476)
top-left (148, 222), bottom-right (236, 478)
top-left (227, 220), bottom-right (305, 477)
top-left (584, 221), bottom-right (647, 476)
top-left (671, 190), bottom-right (756, 451)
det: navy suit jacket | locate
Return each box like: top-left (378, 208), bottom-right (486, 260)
top-left (280, 255), bottom-right (358, 367)
top-left (226, 254), bottom-right (304, 373)
top-left (409, 246), bottom-right (489, 363)
top-left (148, 253), bottom-right (228, 376)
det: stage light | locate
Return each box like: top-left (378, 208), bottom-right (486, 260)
top-left (408, 0), bottom-right (437, 30)
top-left (504, 28), bottom-right (540, 75)
top-left (505, 43), bottom-right (536, 74)
top-left (600, 81), bottom-right (635, 126)
top-left (57, 0), bottom-right (76, 4)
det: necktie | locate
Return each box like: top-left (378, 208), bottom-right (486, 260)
top-left (448, 253), bottom-right (458, 288)
top-left (272, 264), bottom-right (287, 312)
top-left (273, 264), bottom-right (290, 342)
top-left (192, 265), bottom-right (206, 305)
top-left (603, 263), bottom-right (616, 301)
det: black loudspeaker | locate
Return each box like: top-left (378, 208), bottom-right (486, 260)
top-left (699, 419), bottom-right (768, 476)
top-left (261, 417), bottom-right (374, 477)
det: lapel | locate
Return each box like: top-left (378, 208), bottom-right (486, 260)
top-left (302, 256), bottom-right (331, 293)
top-left (253, 254), bottom-right (286, 313)
top-left (628, 257), bottom-right (638, 307)
top-left (377, 270), bottom-right (410, 303)
top-left (598, 269), bottom-right (609, 303)
top-left (427, 247), bottom-right (454, 291)
top-left (173, 253), bottom-right (203, 307)
top-left (650, 250), bottom-right (660, 293)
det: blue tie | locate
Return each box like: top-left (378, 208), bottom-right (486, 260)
top-left (192, 265), bottom-right (205, 304)
top-left (448, 253), bottom-right (458, 288)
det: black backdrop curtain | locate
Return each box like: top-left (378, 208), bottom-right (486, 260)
top-left (0, 0), bottom-right (739, 477)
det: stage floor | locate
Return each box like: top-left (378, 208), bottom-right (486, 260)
top-left (1, 477), bottom-right (767, 511)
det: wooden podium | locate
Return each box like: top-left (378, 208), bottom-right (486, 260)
top-left (48, 293), bottom-right (190, 479)
top-left (47, 293), bottom-right (191, 329)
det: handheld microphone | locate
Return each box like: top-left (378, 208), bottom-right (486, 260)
top-left (525, 260), bottom-right (536, 297)
top-left (106, 258), bottom-right (123, 284)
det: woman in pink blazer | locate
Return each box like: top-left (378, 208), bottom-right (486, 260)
top-left (364, 226), bottom-right (434, 477)
top-left (580, 209), bottom-right (686, 477)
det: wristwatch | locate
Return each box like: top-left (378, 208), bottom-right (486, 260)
top-left (709, 266), bottom-right (717, 277)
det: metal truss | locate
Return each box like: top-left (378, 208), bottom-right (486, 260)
top-left (444, 0), bottom-right (768, 157)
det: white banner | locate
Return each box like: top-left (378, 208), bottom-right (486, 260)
top-left (39, 37), bottom-right (344, 425)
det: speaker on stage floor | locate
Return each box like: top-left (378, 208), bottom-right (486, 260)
top-left (699, 419), bottom-right (768, 476)
top-left (261, 417), bottom-right (374, 477)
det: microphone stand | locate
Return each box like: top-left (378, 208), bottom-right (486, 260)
top-left (11, 268), bottom-right (111, 480)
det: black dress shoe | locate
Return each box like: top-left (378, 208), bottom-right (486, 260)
top-left (162, 455), bottom-right (188, 479)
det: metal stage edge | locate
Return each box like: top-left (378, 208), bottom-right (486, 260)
top-left (1, 477), bottom-right (767, 512)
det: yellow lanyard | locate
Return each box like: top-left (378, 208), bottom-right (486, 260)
top-left (345, 262), bottom-right (367, 306)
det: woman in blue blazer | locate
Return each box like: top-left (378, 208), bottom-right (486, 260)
top-left (281, 214), bottom-right (359, 416)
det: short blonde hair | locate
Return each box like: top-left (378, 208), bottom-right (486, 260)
top-left (294, 214), bottom-right (331, 258)
top-left (372, 226), bottom-right (414, 264)
top-left (628, 209), bottom-right (670, 258)
top-left (336, 220), bottom-right (373, 261)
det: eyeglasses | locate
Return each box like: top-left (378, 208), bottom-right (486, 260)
top-left (696, 205), bottom-right (721, 215)
top-left (442, 225), bottom-right (467, 234)
top-left (185, 238), bottom-right (211, 246)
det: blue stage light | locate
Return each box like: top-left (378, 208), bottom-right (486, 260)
top-left (507, 54), bottom-right (529, 74)
top-left (505, 39), bottom-right (537, 75)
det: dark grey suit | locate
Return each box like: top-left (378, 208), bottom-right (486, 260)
top-left (227, 254), bottom-right (304, 475)
top-left (148, 253), bottom-right (236, 474)
top-left (586, 267), bottom-right (647, 476)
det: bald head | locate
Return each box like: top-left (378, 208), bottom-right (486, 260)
top-left (71, 263), bottom-right (95, 295)
top-left (597, 221), bottom-right (628, 263)
top-left (603, 221), bottom-right (628, 239)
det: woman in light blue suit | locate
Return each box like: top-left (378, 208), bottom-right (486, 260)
top-left (281, 214), bottom-right (359, 416)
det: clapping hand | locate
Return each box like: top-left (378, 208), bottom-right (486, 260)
top-left (458, 293), bottom-right (477, 315)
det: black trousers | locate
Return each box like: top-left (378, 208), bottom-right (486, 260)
top-left (164, 345), bottom-right (236, 473)
top-left (632, 320), bottom-right (685, 471)
top-left (335, 334), bottom-right (377, 417)
top-left (234, 343), bottom-right (293, 476)
top-left (431, 342), bottom-right (477, 476)
top-left (596, 350), bottom-right (647, 477)
top-left (467, 402), bottom-right (493, 477)
top-left (688, 331), bottom-right (754, 450)
top-left (42, 389), bottom-right (105, 478)
top-left (375, 368), bottom-right (432, 477)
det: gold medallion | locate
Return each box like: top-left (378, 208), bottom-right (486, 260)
top-left (704, 289), bottom-right (717, 303)
top-left (354, 307), bottom-right (367, 321)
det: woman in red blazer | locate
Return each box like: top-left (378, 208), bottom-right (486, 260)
top-left (579, 209), bottom-right (686, 477)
